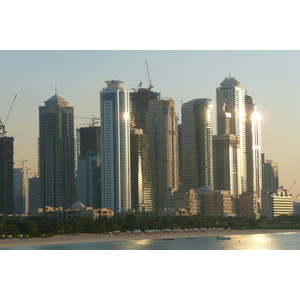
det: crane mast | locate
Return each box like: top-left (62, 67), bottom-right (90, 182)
top-left (0, 95), bottom-right (17, 137)
top-left (145, 60), bottom-right (153, 90)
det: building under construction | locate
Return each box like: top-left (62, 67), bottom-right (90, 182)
top-left (76, 126), bottom-right (101, 208)
top-left (130, 88), bottom-right (161, 130)
top-left (0, 136), bottom-right (14, 214)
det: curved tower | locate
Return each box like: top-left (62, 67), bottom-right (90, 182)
top-left (100, 80), bottom-right (131, 213)
top-left (181, 98), bottom-right (214, 189)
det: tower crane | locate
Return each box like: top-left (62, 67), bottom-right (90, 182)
top-left (288, 181), bottom-right (296, 193)
top-left (145, 60), bottom-right (153, 90)
top-left (75, 115), bottom-right (100, 126)
top-left (0, 95), bottom-right (17, 137)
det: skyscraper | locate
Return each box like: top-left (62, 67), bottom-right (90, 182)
top-left (0, 136), bottom-right (14, 214)
top-left (100, 80), bottom-right (131, 213)
top-left (245, 95), bottom-right (262, 197)
top-left (130, 88), bottom-right (161, 130)
top-left (216, 77), bottom-right (247, 193)
top-left (13, 168), bottom-right (25, 214)
top-left (145, 98), bottom-right (179, 211)
top-left (38, 94), bottom-right (76, 209)
top-left (262, 154), bottom-right (279, 190)
top-left (181, 98), bottom-right (214, 189)
top-left (76, 126), bottom-right (100, 208)
top-left (130, 127), bottom-right (153, 212)
top-left (213, 110), bottom-right (240, 198)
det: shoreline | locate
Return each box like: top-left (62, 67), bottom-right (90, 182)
top-left (0, 229), bottom-right (299, 249)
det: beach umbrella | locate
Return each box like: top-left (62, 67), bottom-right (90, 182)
top-left (19, 234), bottom-right (23, 238)
top-left (8, 235), bottom-right (12, 240)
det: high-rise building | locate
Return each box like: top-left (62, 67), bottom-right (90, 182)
top-left (29, 176), bottom-right (40, 215)
top-left (216, 76), bottom-right (247, 193)
top-left (130, 88), bottom-right (161, 130)
top-left (0, 136), bottom-right (14, 214)
top-left (13, 168), bottom-right (25, 214)
top-left (100, 80), bottom-right (131, 213)
top-left (76, 126), bottom-right (100, 208)
top-left (178, 124), bottom-right (182, 186)
top-left (145, 98), bottom-right (179, 211)
top-left (181, 98), bottom-right (214, 190)
top-left (245, 95), bottom-right (262, 198)
top-left (213, 111), bottom-right (240, 198)
top-left (38, 94), bottom-right (76, 209)
top-left (130, 128), bottom-right (153, 212)
top-left (262, 154), bottom-right (279, 190)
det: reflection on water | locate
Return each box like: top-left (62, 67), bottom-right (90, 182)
top-left (2, 232), bottom-right (300, 250)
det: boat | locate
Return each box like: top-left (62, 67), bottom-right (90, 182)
top-left (164, 238), bottom-right (174, 240)
top-left (217, 236), bottom-right (231, 240)
top-left (187, 237), bottom-right (196, 239)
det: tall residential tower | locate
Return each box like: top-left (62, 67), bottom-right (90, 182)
top-left (145, 98), bottom-right (179, 211)
top-left (181, 98), bottom-right (214, 189)
top-left (216, 76), bottom-right (246, 195)
top-left (245, 95), bottom-right (262, 197)
top-left (100, 80), bottom-right (131, 213)
top-left (38, 94), bottom-right (76, 209)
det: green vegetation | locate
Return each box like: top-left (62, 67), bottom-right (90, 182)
top-left (1, 214), bottom-right (300, 237)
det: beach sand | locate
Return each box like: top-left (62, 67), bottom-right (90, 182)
top-left (0, 228), bottom-right (299, 249)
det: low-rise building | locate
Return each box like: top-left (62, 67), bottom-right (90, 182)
top-left (164, 188), bottom-right (198, 215)
top-left (237, 191), bottom-right (261, 219)
top-left (261, 188), bottom-right (293, 220)
top-left (195, 186), bottom-right (235, 216)
top-left (33, 202), bottom-right (114, 220)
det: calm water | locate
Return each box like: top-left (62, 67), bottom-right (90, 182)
top-left (2, 232), bottom-right (300, 250)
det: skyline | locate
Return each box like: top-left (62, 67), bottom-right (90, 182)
top-left (1, 50), bottom-right (300, 201)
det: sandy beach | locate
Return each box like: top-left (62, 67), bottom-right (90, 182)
top-left (0, 229), bottom-right (299, 249)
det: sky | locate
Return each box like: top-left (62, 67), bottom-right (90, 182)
top-left (1, 50), bottom-right (300, 200)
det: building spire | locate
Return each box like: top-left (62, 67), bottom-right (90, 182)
top-left (55, 85), bottom-right (57, 95)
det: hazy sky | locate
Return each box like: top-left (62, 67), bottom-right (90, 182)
top-left (1, 50), bottom-right (300, 200)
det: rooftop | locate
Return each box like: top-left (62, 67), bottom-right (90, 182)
top-left (220, 77), bottom-right (240, 87)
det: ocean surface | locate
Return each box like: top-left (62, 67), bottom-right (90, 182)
top-left (2, 231), bottom-right (300, 250)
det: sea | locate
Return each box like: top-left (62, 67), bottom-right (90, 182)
top-left (2, 231), bottom-right (300, 250)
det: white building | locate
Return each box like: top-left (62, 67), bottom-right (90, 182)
top-left (261, 188), bottom-right (293, 220)
top-left (216, 77), bottom-right (246, 195)
top-left (245, 95), bottom-right (262, 198)
top-left (100, 80), bottom-right (131, 213)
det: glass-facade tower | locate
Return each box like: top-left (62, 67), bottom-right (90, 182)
top-left (100, 80), bottom-right (131, 213)
top-left (245, 95), bottom-right (262, 198)
top-left (216, 77), bottom-right (246, 195)
top-left (181, 98), bottom-right (214, 189)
